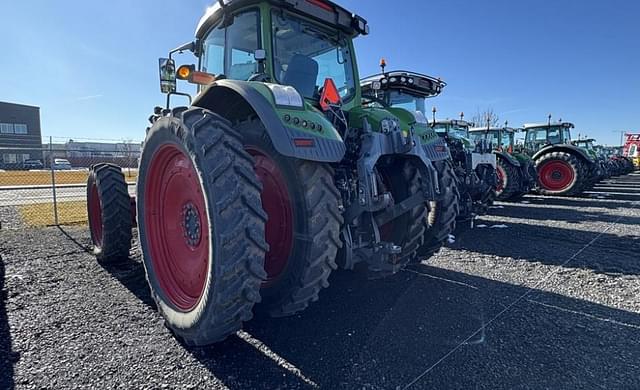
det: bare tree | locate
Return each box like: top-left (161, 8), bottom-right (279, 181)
top-left (470, 107), bottom-right (500, 128)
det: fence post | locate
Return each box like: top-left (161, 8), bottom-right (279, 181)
top-left (49, 136), bottom-right (59, 225)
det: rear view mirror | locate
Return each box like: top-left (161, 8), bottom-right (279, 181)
top-left (159, 58), bottom-right (176, 93)
top-left (254, 49), bottom-right (266, 61)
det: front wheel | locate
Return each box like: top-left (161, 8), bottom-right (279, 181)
top-left (137, 108), bottom-right (267, 346)
top-left (86, 163), bottom-right (132, 263)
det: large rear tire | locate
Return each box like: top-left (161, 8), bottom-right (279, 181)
top-left (86, 163), bottom-right (133, 263)
top-left (495, 158), bottom-right (521, 201)
top-left (238, 119), bottom-right (343, 317)
top-left (415, 160), bottom-right (459, 261)
top-left (378, 160), bottom-right (430, 267)
top-left (536, 151), bottom-right (587, 196)
top-left (137, 108), bottom-right (268, 346)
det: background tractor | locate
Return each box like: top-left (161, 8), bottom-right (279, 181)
top-left (623, 133), bottom-right (640, 170)
top-left (360, 69), bottom-right (495, 221)
top-left (429, 116), bottom-right (497, 220)
top-left (523, 119), bottom-right (600, 196)
top-left (85, 0), bottom-right (455, 346)
top-left (469, 124), bottom-right (537, 201)
top-left (573, 138), bottom-right (610, 180)
top-left (360, 69), bottom-right (459, 259)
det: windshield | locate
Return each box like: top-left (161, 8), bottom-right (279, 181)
top-left (272, 11), bottom-right (355, 100)
top-left (433, 123), bottom-right (468, 138)
top-left (471, 131), bottom-right (500, 147)
top-left (386, 90), bottom-right (427, 117)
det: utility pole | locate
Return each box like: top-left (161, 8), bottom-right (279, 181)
top-left (611, 130), bottom-right (625, 146)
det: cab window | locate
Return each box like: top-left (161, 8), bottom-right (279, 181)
top-left (202, 10), bottom-right (260, 81)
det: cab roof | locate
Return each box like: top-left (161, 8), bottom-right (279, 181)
top-left (523, 122), bottom-right (575, 130)
top-left (469, 126), bottom-right (517, 133)
top-left (430, 119), bottom-right (471, 128)
top-left (360, 70), bottom-right (446, 98)
top-left (195, 0), bottom-right (368, 39)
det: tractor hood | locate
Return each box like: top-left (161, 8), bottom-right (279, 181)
top-left (348, 106), bottom-right (411, 136)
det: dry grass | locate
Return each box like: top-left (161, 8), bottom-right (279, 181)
top-left (18, 200), bottom-right (88, 226)
top-left (0, 170), bottom-right (137, 186)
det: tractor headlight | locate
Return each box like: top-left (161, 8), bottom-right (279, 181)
top-left (380, 118), bottom-right (400, 133)
top-left (266, 83), bottom-right (304, 108)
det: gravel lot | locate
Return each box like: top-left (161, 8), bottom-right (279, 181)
top-left (1, 173), bottom-right (639, 389)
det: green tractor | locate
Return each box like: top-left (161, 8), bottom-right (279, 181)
top-left (523, 118), bottom-right (600, 195)
top-left (469, 123), bottom-right (537, 200)
top-left (573, 138), bottom-right (610, 180)
top-left (85, 0), bottom-right (457, 346)
top-left (429, 115), bottom-right (497, 220)
top-left (359, 69), bottom-right (459, 257)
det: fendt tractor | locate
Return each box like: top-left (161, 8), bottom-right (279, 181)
top-left (359, 69), bottom-right (459, 258)
top-left (523, 119), bottom-right (600, 196)
top-left (85, 0), bottom-right (458, 346)
top-left (429, 114), bottom-right (497, 220)
top-left (469, 123), bottom-right (537, 201)
top-left (430, 114), bottom-right (498, 221)
top-left (573, 138), bottom-right (610, 180)
top-left (360, 69), bottom-right (496, 224)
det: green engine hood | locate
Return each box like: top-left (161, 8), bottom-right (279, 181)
top-left (347, 106), bottom-right (440, 144)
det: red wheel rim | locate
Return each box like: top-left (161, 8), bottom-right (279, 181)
top-left (144, 144), bottom-right (209, 311)
top-left (495, 165), bottom-right (505, 194)
top-left (246, 147), bottom-right (293, 285)
top-left (538, 160), bottom-right (575, 191)
top-left (89, 182), bottom-right (103, 247)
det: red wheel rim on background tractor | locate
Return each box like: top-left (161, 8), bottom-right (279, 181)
top-left (88, 182), bottom-right (103, 247)
top-left (495, 165), bottom-right (505, 194)
top-left (538, 160), bottom-right (575, 192)
top-left (246, 147), bottom-right (294, 286)
top-left (144, 145), bottom-right (209, 311)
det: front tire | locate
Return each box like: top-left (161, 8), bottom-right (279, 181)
top-left (137, 108), bottom-right (267, 346)
top-left (86, 163), bottom-right (132, 263)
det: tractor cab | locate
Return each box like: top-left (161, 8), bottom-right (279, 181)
top-left (159, 0), bottom-right (369, 116)
top-left (523, 122), bottom-right (574, 152)
top-left (469, 126), bottom-right (516, 153)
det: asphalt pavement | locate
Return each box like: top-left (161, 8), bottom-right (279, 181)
top-left (1, 173), bottom-right (639, 389)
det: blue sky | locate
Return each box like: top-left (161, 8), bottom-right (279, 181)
top-left (1, 0), bottom-right (638, 145)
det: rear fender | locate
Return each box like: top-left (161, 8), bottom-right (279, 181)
top-left (495, 151), bottom-right (521, 167)
top-left (533, 144), bottom-right (593, 164)
top-left (192, 80), bottom-right (346, 162)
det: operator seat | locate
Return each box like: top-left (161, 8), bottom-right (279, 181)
top-left (282, 54), bottom-right (319, 99)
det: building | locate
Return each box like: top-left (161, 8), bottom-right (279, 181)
top-left (0, 101), bottom-right (43, 169)
top-left (42, 140), bottom-right (142, 168)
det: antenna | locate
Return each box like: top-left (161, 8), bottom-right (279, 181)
top-left (547, 114), bottom-right (552, 126)
top-left (432, 107), bottom-right (437, 124)
top-left (380, 58), bottom-right (387, 74)
top-left (459, 112), bottom-right (464, 121)
top-left (504, 120), bottom-right (508, 128)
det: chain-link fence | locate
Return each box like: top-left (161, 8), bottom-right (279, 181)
top-left (0, 137), bottom-right (141, 229)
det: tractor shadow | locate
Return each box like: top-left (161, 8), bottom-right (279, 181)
top-left (58, 226), bottom-right (640, 388)
top-left (0, 254), bottom-right (16, 390)
top-left (489, 204), bottom-right (640, 226)
top-left (188, 266), bottom-right (640, 389)
top-left (519, 195), bottom-right (633, 210)
top-left (57, 226), bottom-right (156, 309)
top-left (453, 220), bottom-right (640, 276)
